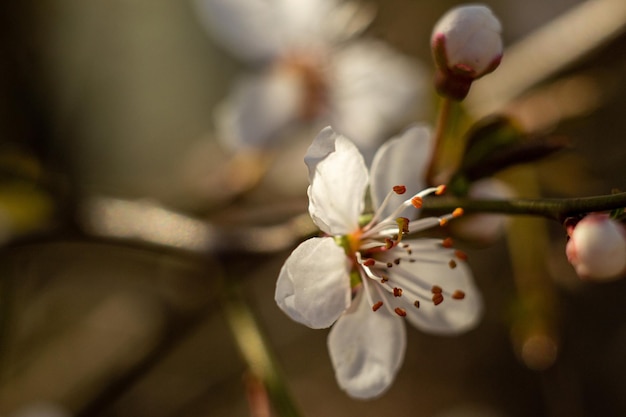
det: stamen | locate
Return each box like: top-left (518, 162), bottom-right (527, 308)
top-left (455, 250), bottom-right (468, 261)
top-left (362, 186), bottom-right (404, 232)
top-left (360, 240), bottom-right (392, 251)
top-left (359, 260), bottom-right (404, 302)
top-left (414, 300), bottom-right (420, 308)
top-left (396, 217), bottom-right (409, 234)
top-left (408, 217), bottom-right (442, 234)
top-left (448, 259), bottom-right (457, 269)
top-left (438, 209), bottom-right (464, 228)
top-left (442, 237), bottom-right (454, 248)
top-left (432, 293), bottom-right (444, 305)
top-left (363, 186), bottom-right (443, 238)
top-left (393, 287), bottom-right (403, 297)
top-left (435, 184), bottom-right (447, 195)
top-left (362, 258), bottom-right (376, 267)
top-left (393, 185), bottom-right (407, 195)
top-left (452, 290), bottom-right (466, 300)
top-left (358, 253), bottom-right (393, 269)
top-left (411, 196), bottom-right (423, 208)
top-left (395, 307), bottom-right (407, 317)
top-left (432, 285), bottom-right (443, 294)
top-left (358, 267), bottom-right (377, 308)
top-left (372, 301), bottom-right (384, 311)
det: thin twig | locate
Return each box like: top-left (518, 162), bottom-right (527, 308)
top-left (422, 192), bottom-right (626, 222)
top-left (223, 284), bottom-right (304, 417)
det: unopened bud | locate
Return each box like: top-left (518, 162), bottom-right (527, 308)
top-left (431, 5), bottom-right (503, 100)
top-left (565, 213), bottom-right (626, 281)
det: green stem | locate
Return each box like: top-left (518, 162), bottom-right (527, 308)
top-left (422, 192), bottom-right (626, 222)
top-left (426, 97), bottom-right (454, 185)
top-left (223, 284), bottom-right (304, 417)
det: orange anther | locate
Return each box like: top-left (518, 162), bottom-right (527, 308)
top-left (393, 185), bottom-right (407, 195)
top-left (362, 258), bottom-right (376, 267)
top-left (411, 196), bottom-right (423, 208)
top-left (432, 293), bottom-right (444, 306)
top-left (393, 287), bottom-right (403, 297)
top-left (435, 184), bottom-right (447, 195)
top-left (372, 301), bottom-right (384, 311)
top-left (394, 307), bottom-right (407, 317)
top-left (414, 300), bottom-right (420, 308)
top-left (442, 237), bottom-right (454, 248)
top-left (448, 259), bottom-right (457, 269)
top-left (452, 207), bottom-right (464, 218)
top-left (455, 250), bottom-right (468, 261)
top-left (431, 285), bottom-right (443, 294)
top-left (452, 290), bottom-right (466, 300)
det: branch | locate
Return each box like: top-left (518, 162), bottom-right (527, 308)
top-left (422, 192), bottom-right (626, 222)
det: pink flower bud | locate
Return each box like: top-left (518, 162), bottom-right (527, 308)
top-left (565, 214), bottom-right (626, 281)
top-left (431, 5), bottom-right (503, 100)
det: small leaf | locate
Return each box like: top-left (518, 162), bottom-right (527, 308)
top-left (449, 115), bottom-right (568, 195)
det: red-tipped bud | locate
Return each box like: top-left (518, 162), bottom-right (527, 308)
top-left (566, 213), bottom-right (626, 281)
top-left (431, 5), bottom-right (503, 100)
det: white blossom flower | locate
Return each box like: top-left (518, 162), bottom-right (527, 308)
top-left (275, 126), bottom-right (483, 399)
top-left (431, 4), bottom-right (503, 99)
top-left (566, 213), bottom-right (626, 281)
top-left (194, 0), bottom-right (426, 160)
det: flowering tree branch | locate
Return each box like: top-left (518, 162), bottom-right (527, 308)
top-left (422, 191), bottom-right (626, 222)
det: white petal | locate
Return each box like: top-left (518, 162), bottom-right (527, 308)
top-left (369, 124), bottom-right (434, 220)
top-left (193, 0), bottom-right (284, 63)
top-left (329, 40), bottom-right (428, 162)
top-left (304, 126), bottom-right (339, 181)
top-left (306, 128), bottom-right (368, 234)
top-left (275, 237), bottom-right (351, 329)
top-left (215, 71), bottom-right (304, 151)
top-left (381, 239), bottom-right (483, 335)
top-left (327, 289), bottom-right (406, 399)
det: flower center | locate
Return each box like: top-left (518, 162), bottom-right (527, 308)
top-left (341, 184), bottom-right (468, 316)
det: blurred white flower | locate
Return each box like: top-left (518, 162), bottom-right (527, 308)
top-left (431, 4), bottom-right (503, 99)
top-left (195, 0), bottom-right (426, 160)
top-left (275, 126), bottom-right (483, 399)
top-left (566, 213), bottom-right (626, 281)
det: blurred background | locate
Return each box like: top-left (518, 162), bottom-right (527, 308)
top-left (0, 0), bottom-right (626, 416)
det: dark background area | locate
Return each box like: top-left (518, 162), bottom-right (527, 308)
top-left (0, 1), bottom-right (625, 416)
